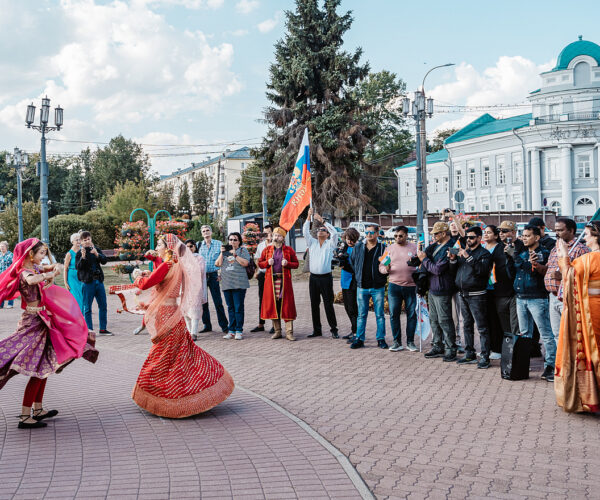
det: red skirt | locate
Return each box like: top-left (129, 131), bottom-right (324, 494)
top-left (132, 313), bottom-right (234, 418)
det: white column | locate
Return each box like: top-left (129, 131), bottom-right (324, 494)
top-left (597, 145), bottom-right (600, 215)
top-left (560, 145), bottom-right (573, 217)
top-left (531, 148), bottom-right (542, 211)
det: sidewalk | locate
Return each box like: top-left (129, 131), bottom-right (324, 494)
top-left (2, 283), bottom-right (600, 499)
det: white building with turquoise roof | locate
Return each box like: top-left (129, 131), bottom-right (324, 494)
top-left (395, 37), bottom-right (600, 221)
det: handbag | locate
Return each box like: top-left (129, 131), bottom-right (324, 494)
top-left (246, 257), bottom-right (257, 279)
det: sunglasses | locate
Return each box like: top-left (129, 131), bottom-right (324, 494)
top-left (228, 238), bottom-right (239, 242)
top-left (365, 231), bottom-right (376, 235)
top-left (395, 234), bottom-right (405, 237)
top-left (500, 229), bottom-right (512, 233)
top-left (317, 228), bottom-right (328, 232)
top-left (466, 235), bottom-right (478, 240)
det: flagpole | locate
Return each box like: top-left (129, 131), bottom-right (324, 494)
top-left (569, 208), bottom-right (600, 255)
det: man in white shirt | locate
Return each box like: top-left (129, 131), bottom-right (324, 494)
top-left (303, 208), bottom-right (339, 338)
top-left (251, 224), bottom-right (273, 333)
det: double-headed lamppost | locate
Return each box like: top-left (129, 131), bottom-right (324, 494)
top-left (402, 63), bottom-right (454, 242)
top-left (6, 148), bottom-right (29, 242)
top-left (25, 97), bottom-right (63, 245)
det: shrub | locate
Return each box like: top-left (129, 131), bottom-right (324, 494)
top-left (0, 202), bottom-right (41, 248)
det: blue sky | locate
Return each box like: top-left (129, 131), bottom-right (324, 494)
top-left (0, 0), bottom-right (598, 175)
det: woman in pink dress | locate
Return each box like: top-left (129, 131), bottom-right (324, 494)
top-left (0, 239), bottom-right (97, 429)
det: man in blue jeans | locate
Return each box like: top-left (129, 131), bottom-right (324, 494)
top-left (346, 223), bottom-right (388, 349)
top-left (198, 225), bottom-right (229, 333)
top-left (76, 231), bottom-right (111, 335)
top-left (513, 225), bottom-right (555, 381)
top-left (379, 226), bottom-right (418, 351)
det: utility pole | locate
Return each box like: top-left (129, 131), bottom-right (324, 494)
top-left (7, 148), bottom-right (29, 242)
top-left (261, 168), bottom-right (268, 224)
top-left (213, 156), bottom-right (221, 222)
top-left (418, 90), bottom-right (428, 215)
top-left (358, 177), bottom-right (364, 221)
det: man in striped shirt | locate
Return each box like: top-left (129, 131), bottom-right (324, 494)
top-left (198, 225), bottom-right (229, 333)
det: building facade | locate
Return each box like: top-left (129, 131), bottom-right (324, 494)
top-left (157, 147), bottom-right (254, 215)
top-left (396, 37), bottom-right (600, 221)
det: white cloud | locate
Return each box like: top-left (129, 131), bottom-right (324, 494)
top-left (427, 55), bottom-right (554, 136)
top-left (15, 0), bottom-right (244, 124)
top-left (235, 0), bottom-right (259, 14)
top-left (143, 0), bottom-right (224, 9)
top-left (257, 10), bottom-right (282, 33)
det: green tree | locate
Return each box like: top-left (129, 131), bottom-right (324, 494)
top-left (91, 135), bottom-right (151, 202)
top-left (59, 161), bottom-right (84, 215)
top-left (254, 0), bottom-right (372, 218)
top-left (353, 70), bottom-right (413, 213)
top-left (230, 163), bottom-right (263, 215)
top-left (191, 172), bottom-right (212, 215)
top-left (178, 180), bottom-right (191, 216)
top-left (0, 201), bottom-right (41, 247)
top-left (102, 180), bottom-right (155, 223)
top-left (153, 183), bottom-right (176, 214)
top-left (429, 128), bottom-right (459, 152)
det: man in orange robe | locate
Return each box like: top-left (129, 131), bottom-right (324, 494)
top-left (258, 227), bottom-right (299, 340)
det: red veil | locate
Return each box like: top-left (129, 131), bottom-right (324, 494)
top-left (0, 238), bottom-right (92, 365)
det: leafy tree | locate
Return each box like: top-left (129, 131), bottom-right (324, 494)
top-left (178, 180), bottom-right (191, 216)
top-left (253, 0), bottom-right (372, 218)
top-left (153, 183), bottom-right (176, 214)
top-left (429, 128), bottom-right (459, 152)
top-left (0, 201), bottom-right (41, 247)
top-left (230, 163), bottom-right (263, 215)
top-left (59, 161), bottom-right (84, 215)
top-left (102, 180), bottom-right (155, 223)
top-left (191, 172), bottom-right (212, 215)
top-left (91, 135), bottom-right (151, 202)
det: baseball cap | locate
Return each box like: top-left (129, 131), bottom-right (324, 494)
top-left (499, 220), bottom-right (516, 231)
top-left (431, 221), bottom-right (449, 234)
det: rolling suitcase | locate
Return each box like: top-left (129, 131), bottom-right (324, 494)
top-left (501, 332), bottom-right (533, 380)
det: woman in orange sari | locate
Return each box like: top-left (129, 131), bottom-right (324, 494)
top-left (555, 220), bottom-right (600, 413)
top-left (132, 233), bottom-right (234, 418)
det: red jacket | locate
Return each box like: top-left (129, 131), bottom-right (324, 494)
top-left (258, 244), bottom-right (298, 320)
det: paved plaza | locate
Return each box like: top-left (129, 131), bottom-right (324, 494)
top-left (1, 282), bottom-right (600, 499)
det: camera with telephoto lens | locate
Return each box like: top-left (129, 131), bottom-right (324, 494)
top-left (407, 255), bottom-right (421, 268)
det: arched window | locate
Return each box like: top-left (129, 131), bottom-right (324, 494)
top-left (574, 61), bottom-right (591, 87)
top-left (577, 197), bottom-right (594, 206)
top-left (550, 200), bottom-right (561, 216)
top-left (575, 196), bottom-right (596, 217)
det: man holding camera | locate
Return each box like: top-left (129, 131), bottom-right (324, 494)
top-left (449, 226), bottom-right (493, 368)
top-left (76, 231), bottom-right (111, 335)
top-left (513, 226), bottom-right (555, 381)
top-left (417, 222), bottom-right (457, 361)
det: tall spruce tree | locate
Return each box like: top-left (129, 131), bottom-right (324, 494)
top-left (178, 180), bottom-right (191, 216)
top-left (191, 172), bottom-right (212, 215)
top-left (59, 161), bottom-right (83, 214)
top-left (253, 0), bottom-right (373, 218)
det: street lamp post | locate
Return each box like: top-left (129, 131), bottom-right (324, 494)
top-left (402, 64), bottom-right (454, 242)
top-left (129, 208), bottom-right (172, 271)
top-left (6, 148), bottom-right (29, 242)
top-left (25, 96), bottom-right (63, 245)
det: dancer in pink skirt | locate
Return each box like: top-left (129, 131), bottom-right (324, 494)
top-left (0, 238), bottom-right (97, 429)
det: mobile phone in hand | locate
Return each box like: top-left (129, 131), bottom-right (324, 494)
top-left (224, 244), bottom-right (233, 252)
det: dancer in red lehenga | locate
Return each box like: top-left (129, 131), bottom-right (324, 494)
top-left (131, 233), bottom-right (234, 418)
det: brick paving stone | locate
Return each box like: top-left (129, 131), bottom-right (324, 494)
top-left (4, 284), bottom-right (600, 499)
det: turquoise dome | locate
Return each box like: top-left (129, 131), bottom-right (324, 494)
top-left (553, 37), bottom-right (600, 71)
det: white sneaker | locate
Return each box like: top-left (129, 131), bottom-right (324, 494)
top-left (223, 332), bottom-right (235, 339)
top-left (234, 332), bottom-right (243, 340)
top-left (489, 351), bottom-right (502, 360)
top-left (6, 305), bottom-right (13, 309)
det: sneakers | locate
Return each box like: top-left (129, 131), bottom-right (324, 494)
top-left (541, 365), bottom-right (554, 381)
top-left (307, 332), bottom-right (322, 338)
top-left (377, 340), bottom-right (389, 349)
top-left (456, 355), bottom-right (477, 365)
top-left (234, 332), bottom-right (243, 340)
top-left (200, 327), bottom-right (212, 333)
top-left (332, 332), bottom-right (340, 339)
top-left (389, 341), bottom-right (404, 352)
top-left (489, 351), bottom-right (502, 360)
top-left (477, 358), bottom-right (491, 369)
top-left (350, 339), bottom-right (364, 349)
top-left (443, 352), bottom-right (457, 362)
top-left (98, 330), bottom-right (114, 336)
top-left (342, 333), bottom-right (354, 340)
top-left (406, 342), bottom-right (418, 352)
top-left (5, 304), bottom-right (13, 309)
top-left (223, 332), bottom-right (235, 339)
top-left (424, 348), bottom-right (444, 359)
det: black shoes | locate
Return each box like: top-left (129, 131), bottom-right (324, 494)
top-left (342, 333), bottom-right (354, 339)
top-left (98, 329), bottom-right (113, 336)
top-left (332, 332), bottom-right (340, 339)
top-left (350, 339), bottom-right (364, 349)
top-left (541, 365), bottom-right (555, 381)
top-left (307, 332), bottom-right (322, 338)
top-left (424, 348), bottom-right (444, 359)
top-left (457, 355), bottom-right (478, 365)
top-left (346, 335), bottom-right (356, 344)
top-left (477, 358), bottom-right (490, 369)
top-left (377, 340), bottom-right (389, 349)
top-left (18, 415), bottom-right (47, 429)
top-left (32, 409), bottom-right (58, 422)
top-left (250, 326), bottom-right (265, 332)
top-left (269, 327), bottom-right (275, 334)
top-left (200, 327), bottom-right (212, 333)
top-left (443, 352), bottom-right (457, 362)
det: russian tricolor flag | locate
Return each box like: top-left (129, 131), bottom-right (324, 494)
top-left (279, 128), bottom-right (312, 231)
